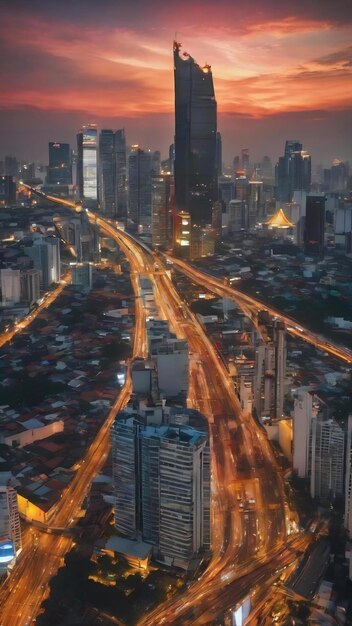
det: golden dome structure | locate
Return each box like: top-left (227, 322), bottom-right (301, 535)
top-left (265, 208), bottom-right (294, 229)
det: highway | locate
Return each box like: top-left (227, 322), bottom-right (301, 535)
top-left (0, 248), bottom-right (148, 625)
top-left (2, 187), bottom-right (307, 625)
top-left (166, 255), bottom-right (352, 366)
top-left (0, 269), bottom-right (72, 350)
top-left (93, 223), bottom-right (299, 626)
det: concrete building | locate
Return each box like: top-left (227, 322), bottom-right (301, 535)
top-left (111, 413), bottom-right (142, 538)
top-left (21, 268), bottom-right (40, 305)
top-left (72, 263), bottom-right (93, 290)
top-left (0, 268), bottom-right (21, 306)
top-left (111, 413), bottom-right (210, 569)
top-left (293, 390), bottom-right (316, 478)
top-left (24, 234), bottom-right (61, 289)
top-left (309, 418), bottom-right (345, 500)
top-left (254, 319), bottom-right (286, 420)
top-left (151, 339), bottom-right (189, 399)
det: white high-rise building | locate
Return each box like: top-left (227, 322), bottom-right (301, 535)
top-left (0, 268), bottom-right (21, 306)
top-left (310, 418), bottom-right (345, 499)
top-left (0, 472), bottom-right (22, 556)
top-left (293, 390), bottom-right (316, 478)
top-left (152, 339), bottom-right (189, 398)
top-left (345, 415), bottom-right (352, 537)
top-left (111, 414), bottom-right (210, 570)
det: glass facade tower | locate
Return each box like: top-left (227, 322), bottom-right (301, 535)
top-left (77, 124), bottom-right (98, 206)
top-left (173, 41), bottom-right (217, 228)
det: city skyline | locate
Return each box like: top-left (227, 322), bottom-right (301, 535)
top-left (0, 0), bottom-right (352, 164)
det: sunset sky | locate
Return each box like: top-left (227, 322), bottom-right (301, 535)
top-left (1, 0), bottom-right (351, 167)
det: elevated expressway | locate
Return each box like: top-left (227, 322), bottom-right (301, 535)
top-left (0, 188), bottom-right (311, 625)
top-left (165, 256), bottom-right (352, 366)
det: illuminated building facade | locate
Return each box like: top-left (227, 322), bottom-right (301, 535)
top-left (151, 174), bottom-right (174, 248)
top-left (77, 124), bottom-right (98, 206)
top-left (0, 472), bottom-right (22, 558)
top-left (173, 210), bottom-right (191, 258)
top-left (173, 41), bottom-right (217, 254)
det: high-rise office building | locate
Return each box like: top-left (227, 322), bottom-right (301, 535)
top-left (112, 413), bottom-right (210, 569)
top-left (309, 417), bottom-right (345, 500)
top-left (218, 176), bottom-right (235, 212)
top-left (345, 415), bottom-right (352, 537)
top-left (151, 174), bottom-right (174, 248)
top-left (254, 318), bottom-right (286, 420)
top-left (173, 41), bottom-right (217, 253)
top-left (247, 171), bottom-right (263, 227)
top-left (115, 129), bottom-right (127, 220)
top-left (24, 234), bottom-right (60, 289)
top-left (304, 194), bottom-right (325, 258)
top-left (128, 147), bottom-right (152, 229)
top-left (276, 140), bottom-right (311, 202)
top-left (99, 130), bottom-right (117, 215)
top-left (293, 390), bottom-right (316, 478)
top-left (77, 124), bottom-right (98, 206)
top-left (98, 128), bottom-right (127, 218)
top-left (46, 142), bottom-right (72, 185)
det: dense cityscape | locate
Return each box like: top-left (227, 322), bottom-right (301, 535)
top-left (1, 2), bottom-right (352, 625)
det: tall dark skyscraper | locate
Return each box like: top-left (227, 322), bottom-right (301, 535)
top-left (115, 129), bottom-right (127, 220)
top-left (46, 142), bottom-right (72, 185)
top-left (276, 140), bottom-right (311, 202)
top-left (304, 194), bottom-right (325, 258)
top-left (173, 41), bottom-right (217, 233)
top-left (128, 147), bottom-right (152, 230)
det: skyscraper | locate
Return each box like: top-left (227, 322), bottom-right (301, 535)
top-left (254, 317), bottom-right (286, 420)
top-left (128, 147), bottom-right (152, 229)
top-left (173, 41), bottom-right (217, 252)
top-left (77, 124), bottom-right (98, 206)
top-left (46, 142), bottom-right (72, 185)
top-left (276, 140), bottom-right (311, 202)
top-left (304, 194), bottom-right (325, 258)
top-left (310, 418), bottom-right (345, 499)
top-left (98, 129), bottom-right (127, 218)
top-left (112, 413), bottom-right (210, 569)
top-left (151, 174), bottom-right (174, 248)
top-left (115, 129), bottom-right (127, 220)
top-left (99, 130), bottom-right (117, 216)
